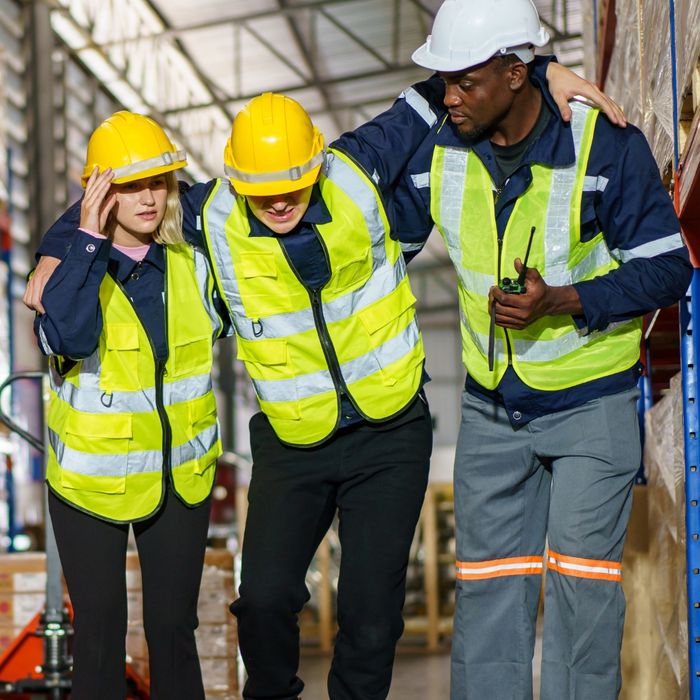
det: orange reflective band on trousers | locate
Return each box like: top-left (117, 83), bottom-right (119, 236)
top-left (546, 549), bottom-right (622, 582)
top-left (455, 556), bottom-right (544, 580)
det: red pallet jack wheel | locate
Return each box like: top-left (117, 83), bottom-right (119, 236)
top-left (0, 372), bottom-right (150, 698)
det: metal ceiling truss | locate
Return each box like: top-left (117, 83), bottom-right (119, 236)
top-left (46, 0), bottom-right (439, 177)
top-left (46, 0), bottom-right (583, 179)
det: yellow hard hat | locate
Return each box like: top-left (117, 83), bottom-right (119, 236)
top-left (81, 111), bottom-right (187, 187)
top-left (223, 93), bottom-right (325, 196)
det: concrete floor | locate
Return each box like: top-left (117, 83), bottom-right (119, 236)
top-left (298, 621), bottom-right (543, 699)
top-left (299, 653), bottom-right (450, 699)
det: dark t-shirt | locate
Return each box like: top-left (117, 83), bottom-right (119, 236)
top-left (491, 98), bottom-right (551, 187)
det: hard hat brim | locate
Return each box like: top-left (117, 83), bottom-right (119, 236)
top-left (412, 42), bottom-right (496, 73)
top-left (230, 163), bottom-right (321, 197)
top-left (80, 158), bottom-right (186, 188)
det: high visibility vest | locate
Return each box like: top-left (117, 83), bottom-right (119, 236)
top-left (429, 102), bottom-right (642, 390)
top-left (46, 243), bottom-right (223, 522)
top-left (202, 148), bottom-right (425, 446)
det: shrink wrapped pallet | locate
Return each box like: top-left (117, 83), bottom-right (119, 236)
top-left (602, 0), bottom-right (644, 129)
top-left (619, 485), bottom-right (653, 699)
top-left (603, 0), bottom-right (700, 171)
top-left (643, 372), bottom-right (688, 699)
top-left (674, 0), bottom-right (700, 112)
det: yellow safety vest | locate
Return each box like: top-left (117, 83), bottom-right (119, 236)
top-left (202, 148), bottom-right (425, 446)
top-left (429, 102), bottom-right (641, 390)
top-left (46, 243), bottom-right (223, 522)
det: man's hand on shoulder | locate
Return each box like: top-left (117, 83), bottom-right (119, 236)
top-left (23, 256), bottom-right (61, 314)
top-left (546, 61), bottom-right (627, 127)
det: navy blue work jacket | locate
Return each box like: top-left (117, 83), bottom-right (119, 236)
top-left (392, 74), bottom-right (693, 425)
top-left (35, 232), bottom-right (171, 360)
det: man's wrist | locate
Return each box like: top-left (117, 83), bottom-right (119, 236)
top-left (544, 284), bottom-right (583, 316)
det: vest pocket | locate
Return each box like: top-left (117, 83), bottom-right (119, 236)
top-left (171, 334), bottom-right (212, 378)
top-left (60, 411), bottom-right (131, 494)
top-left (239, 252), bottom-right (295, 316)
top-left (236, 337), bottom-right (288, 368)
top-left (188, 395), bottom-right (221, 474)
top-left (101, 323), bottom-right (140, 392)
top-left (260, 399), bottom-right (302, 421)
top-left (333, 248), bottom-right (371, 292)
top-left (358, 279), bottom-right (417, 339)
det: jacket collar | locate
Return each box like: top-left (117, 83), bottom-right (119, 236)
top-left (110, 240), bottom-right (164, 283)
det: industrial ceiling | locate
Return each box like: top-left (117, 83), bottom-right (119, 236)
top-left (48, 0), bottom-right (587, 181)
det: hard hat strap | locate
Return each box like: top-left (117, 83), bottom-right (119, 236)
top-left (111, 149), bottom-right (186, 180)
top-left (224, 150), bottom-right (325, 185)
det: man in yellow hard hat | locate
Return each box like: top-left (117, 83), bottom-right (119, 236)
top-left (28, 60), bottom-right (625, 699)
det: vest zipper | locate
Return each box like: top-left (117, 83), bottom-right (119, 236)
top-left (159, 259), bottom-right (172, 488)
top-left (310, 289), bottom-right (349, 399)
top-left (114, 272), bottom-right (172, 492)
top-left (276, 229), bottom-right (351, 420)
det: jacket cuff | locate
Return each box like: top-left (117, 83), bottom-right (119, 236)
top-left (64, 229), bottom-right (112, 264)
top-left (572, 280), bottom-right (608, 333)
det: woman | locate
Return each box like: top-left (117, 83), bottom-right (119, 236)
top-left (33, 111), bottom-right (223, 699)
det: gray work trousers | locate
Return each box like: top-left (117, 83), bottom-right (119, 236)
top-left (451, 387), bottom-right (640, 700)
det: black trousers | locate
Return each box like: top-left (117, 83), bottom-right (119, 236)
top-left (230, 396), bottom-right (433, 700)
top-left (48, 487), bottom-right (211, 700)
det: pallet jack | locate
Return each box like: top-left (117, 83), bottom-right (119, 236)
top-left (0, 372), bottom-right (150, 698)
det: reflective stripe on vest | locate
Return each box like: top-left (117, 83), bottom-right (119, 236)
top-left (431, 102), bottom-right (642, 390)
top-left (202, 149), bottom-right (424, 445)
top-left (47, 244), bottom-right (222, 522)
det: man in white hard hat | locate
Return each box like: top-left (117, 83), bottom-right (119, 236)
top-left (396, 0), bottom-right (692, 698)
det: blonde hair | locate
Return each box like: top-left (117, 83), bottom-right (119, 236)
top-left (153, 171), bottom-right (185, 246)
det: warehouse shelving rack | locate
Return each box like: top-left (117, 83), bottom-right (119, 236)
top-left (597, 0), bottom-right (700, 693)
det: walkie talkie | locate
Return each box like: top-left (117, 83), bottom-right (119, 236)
top-left (488, 226), bottom-right (537, 371)
top-left (499, 225), bottom-right (536, 294)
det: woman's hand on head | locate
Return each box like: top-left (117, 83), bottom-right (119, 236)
top-left (80, 167), bottom-right (117, 233)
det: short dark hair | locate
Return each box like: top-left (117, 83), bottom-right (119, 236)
top-left (493, 53), bottom-right (521, 69)
top-left (492, 52), bottom-right (533, 76)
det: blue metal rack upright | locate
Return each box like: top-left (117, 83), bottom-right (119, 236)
top-left (664, 0), bottom-right (700, 692)
top-left (682, 272), bottom-right (700, 697)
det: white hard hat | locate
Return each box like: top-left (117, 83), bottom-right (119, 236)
top-left (412, 0), bottom-right (550, 73)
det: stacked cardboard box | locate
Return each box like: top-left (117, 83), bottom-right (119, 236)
top-left (125, 547), bottom-right (239, 699)
top-left (0, 552), bottom-right (49, 656)
top-left (0, 548), bottom-right (239, 698)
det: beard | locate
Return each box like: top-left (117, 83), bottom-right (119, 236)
top-left (458, 122), bottom-right (490, 142)
top-left (450, 118), bottom-right (492, 144)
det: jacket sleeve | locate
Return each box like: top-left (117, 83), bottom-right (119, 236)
top-left (330, 76), bottom-right (443, 195)
top-left (34, 230), bottom-right (111, 359)
top-left (180, 180), bottom-right (215, 248)
top-left (37, 200), bottom-right (82, 260)
top-left (573, 122), bottom-right (692, 332)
